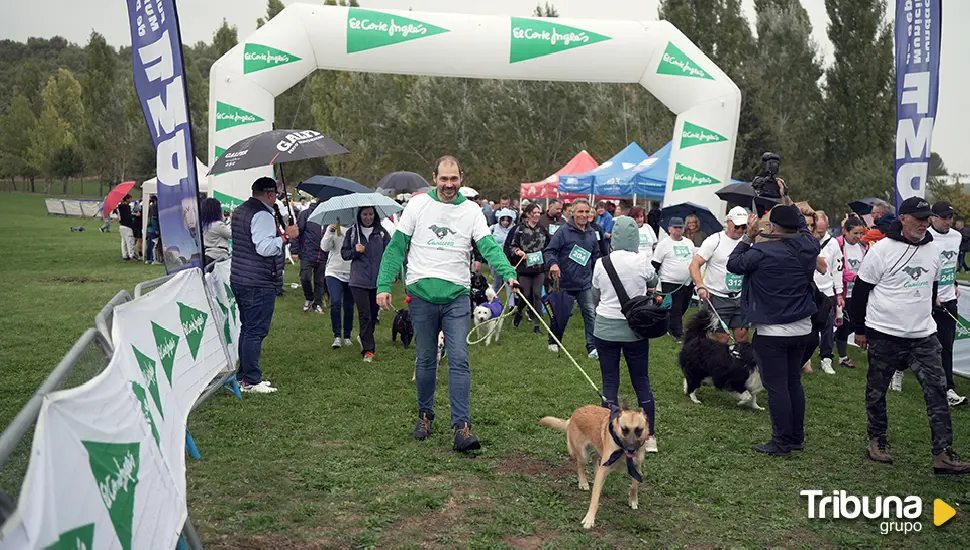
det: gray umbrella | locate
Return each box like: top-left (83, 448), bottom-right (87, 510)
top-left (375, 171), bottom-right (430, 196)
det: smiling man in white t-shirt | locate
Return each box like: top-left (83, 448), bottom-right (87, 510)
top-left (851, 197), bottom-right (970, 475)
top-left (689, 206), bottom-right (749, 344)
top-left (377, 155), bottom-right (517, 453)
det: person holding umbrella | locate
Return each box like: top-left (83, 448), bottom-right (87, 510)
top-left (376, 155), bottom-right (518, 452)
top-left (685, 215), bottom-right (706, 248)
top-left (229, 177), bottom-right (299, 394)
top-left (322, 222), bottom-right (355, 349)
top-left (342, 206), bottom-right (391, 363)
top-left (544, 199), bottom-right (601, 357)
top-left (117, 194), bottom-right (139, 261)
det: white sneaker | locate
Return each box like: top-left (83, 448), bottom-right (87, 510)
top-left (821, 358), bottom-right (835, 375)
top-left (644, 437), bottom-right (658, 453)
top-left (548, 344), bottom-right (559, 353)
top-left (588, 349), bottom-right (599, 359)
top-left (344, 338), bottom-right (352, 346)
top-left (947, 389), bottom-right (968, 407)
top-left (332, 337), bottom-right (342, 349)
top-left (357, 335), bottom-right (362, 350)
top-left (241, 381), bottom-right (276, 394)
top-left (313, 304), bottom-right (324, 314)
top-left (890, 371), bottom-right (903, 392)
top-left (303, 300), bottom-right (312, 313)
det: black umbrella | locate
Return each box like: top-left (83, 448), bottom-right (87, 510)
top-left (542, 284), bottom-right (576, 343)
top-left (715, 182), bottom-right (780, 216)
top-left (207, 129), bottom-right (349, 176)
top-left (375, 171), bottom-right (430, 196)
top-left (660, 202), bottom-right (722, 236)
top-left (297, 176), bottom-right (370, 201)
top-left (848, 197), bottom-right (887, 216)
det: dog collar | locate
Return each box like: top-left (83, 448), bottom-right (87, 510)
top-left (603, 408), bottom-right (643, 482)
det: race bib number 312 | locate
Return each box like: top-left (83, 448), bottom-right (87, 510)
top-left (726, 272), bottom-right (743, 292)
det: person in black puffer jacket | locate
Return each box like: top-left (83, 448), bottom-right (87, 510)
top-left (504, 202), bottom-right (551, 332)
top-left (291, 199), bottom-right (328, 313)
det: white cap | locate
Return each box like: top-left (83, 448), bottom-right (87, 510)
top-left (726, 206), bottom-right (749, 225)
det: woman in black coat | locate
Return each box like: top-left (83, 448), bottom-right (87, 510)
top-left (504, 202), bottom-right (551, 332)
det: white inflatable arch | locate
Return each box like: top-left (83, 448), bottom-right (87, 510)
top-left (208, 4), bottom-right (740, 216)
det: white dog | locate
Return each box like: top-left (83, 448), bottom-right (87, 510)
top-left (473, 287), bottom-right (504, 346)
top-left (412, 331), bottom-right (445, 382)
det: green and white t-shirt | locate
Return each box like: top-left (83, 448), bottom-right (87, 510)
top-left (857, 237), bottom-right (940, 339)
top-left (638, 225), bottom-right (658, 255)
top-left (396, 192), bottom-right (489, 287)
top-left (376, 190), bottom-right (516, 305)
top-left (842, 239), bottom-right (867, 298)
top-left (652, 237), bottom-right (694, 284)
top-left (929, 226), bottom-right (961, 302)
top-left (697, 231), bottom-right (743, 297)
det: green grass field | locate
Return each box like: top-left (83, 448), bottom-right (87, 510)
top-left (2, 193), bottom-right (970, 548)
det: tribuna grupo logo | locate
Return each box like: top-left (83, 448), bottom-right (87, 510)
top-left (801, 490), bottom-right (924, 535)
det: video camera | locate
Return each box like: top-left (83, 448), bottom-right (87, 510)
top-left (751, 152), bottom-right (783, 200)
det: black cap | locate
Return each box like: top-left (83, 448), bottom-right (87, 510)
top-left (668, 216), bottom-right (685, 227)
top-left (252, 176), bottom-right (278, 194)
top-left (769, 204), bottom-right (802, 229)
top-left (932, 201), bottom-right (954, 217)
top-left (898, 197), bottom-right (932, 219)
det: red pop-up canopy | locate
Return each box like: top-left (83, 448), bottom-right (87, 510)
top-left (520, 151), bottom-right (598, 200)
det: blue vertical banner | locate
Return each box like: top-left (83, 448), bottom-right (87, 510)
top-left (126, 0), bottom-right (203, 273)
top-left (894, 0), bottom-right (942, 210)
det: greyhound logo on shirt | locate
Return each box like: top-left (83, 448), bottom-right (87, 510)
top-left (941, 250), bottom-right (958, 260)
top-left (429, 225), bottom-right (456, 239)
top-left (427, 224), bottom-right (458, 247)
top-left (848, 258), bottom-right (861, 270)
top-left (902, 266), bottom-right (929, 280)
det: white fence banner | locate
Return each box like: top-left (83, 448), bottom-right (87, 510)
top-left (44, 199), bottom-right (103, 217)
top-left (0, 353), bottom-right (183, 550)
top-left (204, 259), bottom-right (241, 368)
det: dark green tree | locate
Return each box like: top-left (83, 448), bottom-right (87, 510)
top-left (256, 0), bottom-right (286, 28)
top-left (212, 19), bottom-right (239, 58)
top-left (50, 143), bottom-right (85, 194)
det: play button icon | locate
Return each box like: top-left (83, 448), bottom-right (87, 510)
top-left (934, 499), bottom-right (957, 527)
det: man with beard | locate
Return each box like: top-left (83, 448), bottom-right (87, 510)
top-left (539, 198), bottom-right (565, 235)
top-left (377, 156), bottom-right (517, 452)
top-left (852, 197), bottom-right (970, 474)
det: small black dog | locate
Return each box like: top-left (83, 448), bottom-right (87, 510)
top-left (470, 273), bottom-right (490, 307)
top-left (679, 309), bottom-right (763, 410)
top-left (392, 308), bottom-right (414, 348)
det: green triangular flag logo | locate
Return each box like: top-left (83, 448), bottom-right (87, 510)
top-left (178, 302), bottom-right (208, 360)
top-left (131, 345), bottom-right (163, 420)
top-left (217, 300), bottom-right (232, 344)
top-left (82, 441), bottom-right (140, 550)
top-left (131, 381), bottom-right (160, 449)
top-left (681, 121), bottom-right (727, 149)
top-left (151, 322), bottom-right (180, 386)
top-left (243, 43), bottom-right (302, 74)
top-left (213, 146), bottom-right (228, 177)
top-left (224, 283), bottom-right (238, 323)
top-left (657, 42), bottom-right (714, 80)
top-left (44, 523), bottom-right (95, 550)
top-left (347, 8), bottom-right (449, 53)
top-left (213, 190), bottom-right (244, 210)
top-left (215, 101), bottom-right (264, 132)
top-left (510, 17), bottom-right (611, 63)
top-left (672, 163), bottom-right (721, 191)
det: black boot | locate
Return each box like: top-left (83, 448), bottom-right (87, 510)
top-left (452, 422), bottom-right (481, 452)
top-left (413, 411), bottom-right (433, 440)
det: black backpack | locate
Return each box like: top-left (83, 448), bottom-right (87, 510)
top-left (602, 256), bottom-right (669, 339)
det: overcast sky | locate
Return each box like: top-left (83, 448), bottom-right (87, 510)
top-left (4, 0), bottom-right (968, 174)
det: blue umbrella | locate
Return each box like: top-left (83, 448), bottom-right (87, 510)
top-left (307, 192), bottom-right (403, 227)
top-left (542, 284), bottom-right (576, 343)
top-left (660, 202), bottom-right (722, 236)
top-left (297, 175), bottom-right (370, 201)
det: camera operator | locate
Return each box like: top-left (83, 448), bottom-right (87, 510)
top-left (689, 206), bottom-right (750, 344)
top-left (726, 183), bottom-right (820, 457)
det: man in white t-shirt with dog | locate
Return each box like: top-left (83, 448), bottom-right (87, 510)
top-left (851, 197), bottom-right (970, 475)
top-left (690, 206), bottom-right (749, 344)
top-left (652, 217), bottom-right (695, 342)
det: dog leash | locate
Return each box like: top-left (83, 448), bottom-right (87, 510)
top-left (703, 298), bottom-right (737, 345)
top-left (466, 256), bottom-right (525, 346)
top-left (943, 308), bottom-right (970, 338)
top-left (513, 288), bottom-right (608, 404)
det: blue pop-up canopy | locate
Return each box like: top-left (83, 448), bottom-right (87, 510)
top-left (593, 141), bottom-right (673, 201)
top-left (558, 142), bottom-right (649, 196)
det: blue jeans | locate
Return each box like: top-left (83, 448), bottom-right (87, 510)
top-left (145, 231), bottom-right (156, 262)
top-left (548, 287), bottom-right (597, 353)
top-left (326, 276), bottom-right (355, 338)
top-left (409, 294), bottom-right (471, 426)
top-left (595, 337), bottom-right (655, 436)
top-left (231, 284), bottom-right (277, 385)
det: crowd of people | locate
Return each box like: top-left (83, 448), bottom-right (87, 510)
top-left (180, 157), bottom-right (970, 470)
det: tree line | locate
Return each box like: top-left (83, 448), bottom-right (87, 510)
top-left (0, 0), bottom-right (951, 219)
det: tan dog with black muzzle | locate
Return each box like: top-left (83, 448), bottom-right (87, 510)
top-left (540, 403), bottom-right (650, 529)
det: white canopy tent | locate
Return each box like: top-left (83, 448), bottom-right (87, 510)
top-left (141, 157), bottom-right (210, 258)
